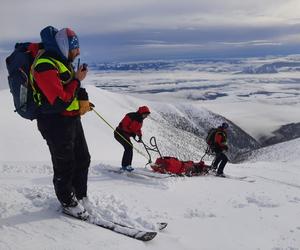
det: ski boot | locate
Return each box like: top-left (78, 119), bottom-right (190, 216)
top-left (120, 165), bottom-right (134, 172)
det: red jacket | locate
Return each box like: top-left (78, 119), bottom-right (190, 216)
top-left (117, 106), bottom-right (150, 137)
top-left (31, 46), bottom-right (86, 116)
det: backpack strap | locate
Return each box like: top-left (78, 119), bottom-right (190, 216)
top-left (29, 49), bottom-right (46, 106)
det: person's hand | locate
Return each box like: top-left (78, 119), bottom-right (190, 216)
top-left (79, 100), bottom-right (92, 115)
top-left (75, 65), bottom-right (88, 81)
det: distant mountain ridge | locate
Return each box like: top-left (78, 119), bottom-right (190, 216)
top-left (240, 61), bottom-right (300, 74)
top-left (89, 57), bottom-right (300, 74)
top-left (89, 59), bottom-right (242, 72)
top-left (259, 122), bottom-right (300, 146)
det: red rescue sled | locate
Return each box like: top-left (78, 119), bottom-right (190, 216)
top-left (140, 136), bottom-right (211, 176)
top-left (151, 157), bottom-right (210, 175)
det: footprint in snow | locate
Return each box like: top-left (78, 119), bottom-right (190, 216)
top-left (246, 195), bottom-right (280, 208)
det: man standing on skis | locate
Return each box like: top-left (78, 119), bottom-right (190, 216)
top-left (114, 106), bottom-right (151, 172)
top-left (211, 122), bottom-right (229, 177)
top-left (31, 26), bottom-right (92, 219)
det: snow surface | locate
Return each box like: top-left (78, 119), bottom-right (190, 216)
top-left (246, 137), bottom-right (300, 163)
top-left (1, 85), bottom-right (300, 250)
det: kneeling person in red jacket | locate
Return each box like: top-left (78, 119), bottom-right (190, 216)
top-left (114, 106), bottom-right (150, 171)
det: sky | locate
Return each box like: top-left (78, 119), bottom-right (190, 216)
top-left (1, 0), bottom-right (300, 62)
top-left (1, 0), bottom-right (300, 88)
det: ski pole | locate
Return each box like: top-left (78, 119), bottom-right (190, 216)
top-left (91, 108), bottom-right (149, 161)
top-left (200, 146), bottom-right (208, 162)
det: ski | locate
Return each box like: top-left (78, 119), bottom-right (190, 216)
top-left (214, 174), bottom-right (255, 183)
top-left (112, 220), bottom-right (168, 232)
top-left (106, 169), bottom-right (150, 179)
top-left (132, 168), bottom-right (173, 179)
top-left (63, 212), bottom-right (157, 241)
top-left (225, 175), bottom-right (255, 183)
top-left (192, 170), bottom-right (255, 182)
top-left (104, 166), bottom-right (172, 179)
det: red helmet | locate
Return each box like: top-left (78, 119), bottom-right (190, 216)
top-left (138, 106), bottom-right (150, 114)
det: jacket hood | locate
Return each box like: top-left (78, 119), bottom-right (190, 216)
top-left (137, 106), bottom-right (150, 114)
top-left (55, 28), bottom-right (79, 60)
top-left (40, 26), bottom-right (67, 61)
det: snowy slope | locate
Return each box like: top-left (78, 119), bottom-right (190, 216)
top-left (0, 87), bottom-right (300, 250)
top-left (244, 137), bottom-right (300, 163)
top-left (0, 86), bottom-right (207, 163)
top-left (0, 86), bottom-right (259, 163)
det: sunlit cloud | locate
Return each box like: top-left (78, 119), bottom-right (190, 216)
top-left (136, 42), bottom-right (205, 49)
top-left (219, 41), bottom-right (282, 47)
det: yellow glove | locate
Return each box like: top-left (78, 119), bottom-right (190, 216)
top-left (79, 100), bottom-right (92, 116)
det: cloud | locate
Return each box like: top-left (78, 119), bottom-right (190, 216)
top-left (1, 0), bottom-right (299, 40)
top-left (219, 40), bottom-right (282, 47)
top-left (1, 0), bottom-right (300, 62)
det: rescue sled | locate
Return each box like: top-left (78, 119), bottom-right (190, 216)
top-left (152, 157), bottom-right (210, 176)
top-left (139, 137), bottom-right (211, 176)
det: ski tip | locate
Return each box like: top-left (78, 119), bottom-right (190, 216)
top-left (158, 222), bottom-right (168, 231)
top-left (138, 231), bottom-right (157, 241)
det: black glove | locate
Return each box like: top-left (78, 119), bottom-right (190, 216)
top-left (137, 135), bottom-right (143, 143)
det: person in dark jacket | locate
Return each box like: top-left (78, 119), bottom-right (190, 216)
top-left (31, 26), bottom-right (92, 219)
top-left (114, 106), bottom-right (151, 172)
top-left (211, 122), bottom-right (229, 177)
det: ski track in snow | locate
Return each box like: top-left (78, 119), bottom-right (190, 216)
top-left (0, 161), bottom-right (300, 250)
top-left (254, 175), bottom-right (300, 189)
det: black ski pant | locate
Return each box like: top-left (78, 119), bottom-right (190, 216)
top-left (37, 114), bottom-right (90, 206)
top-left (114, 129), bottom-right (133, 167)
top-left (213, 150), bottom-right (228, 174)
